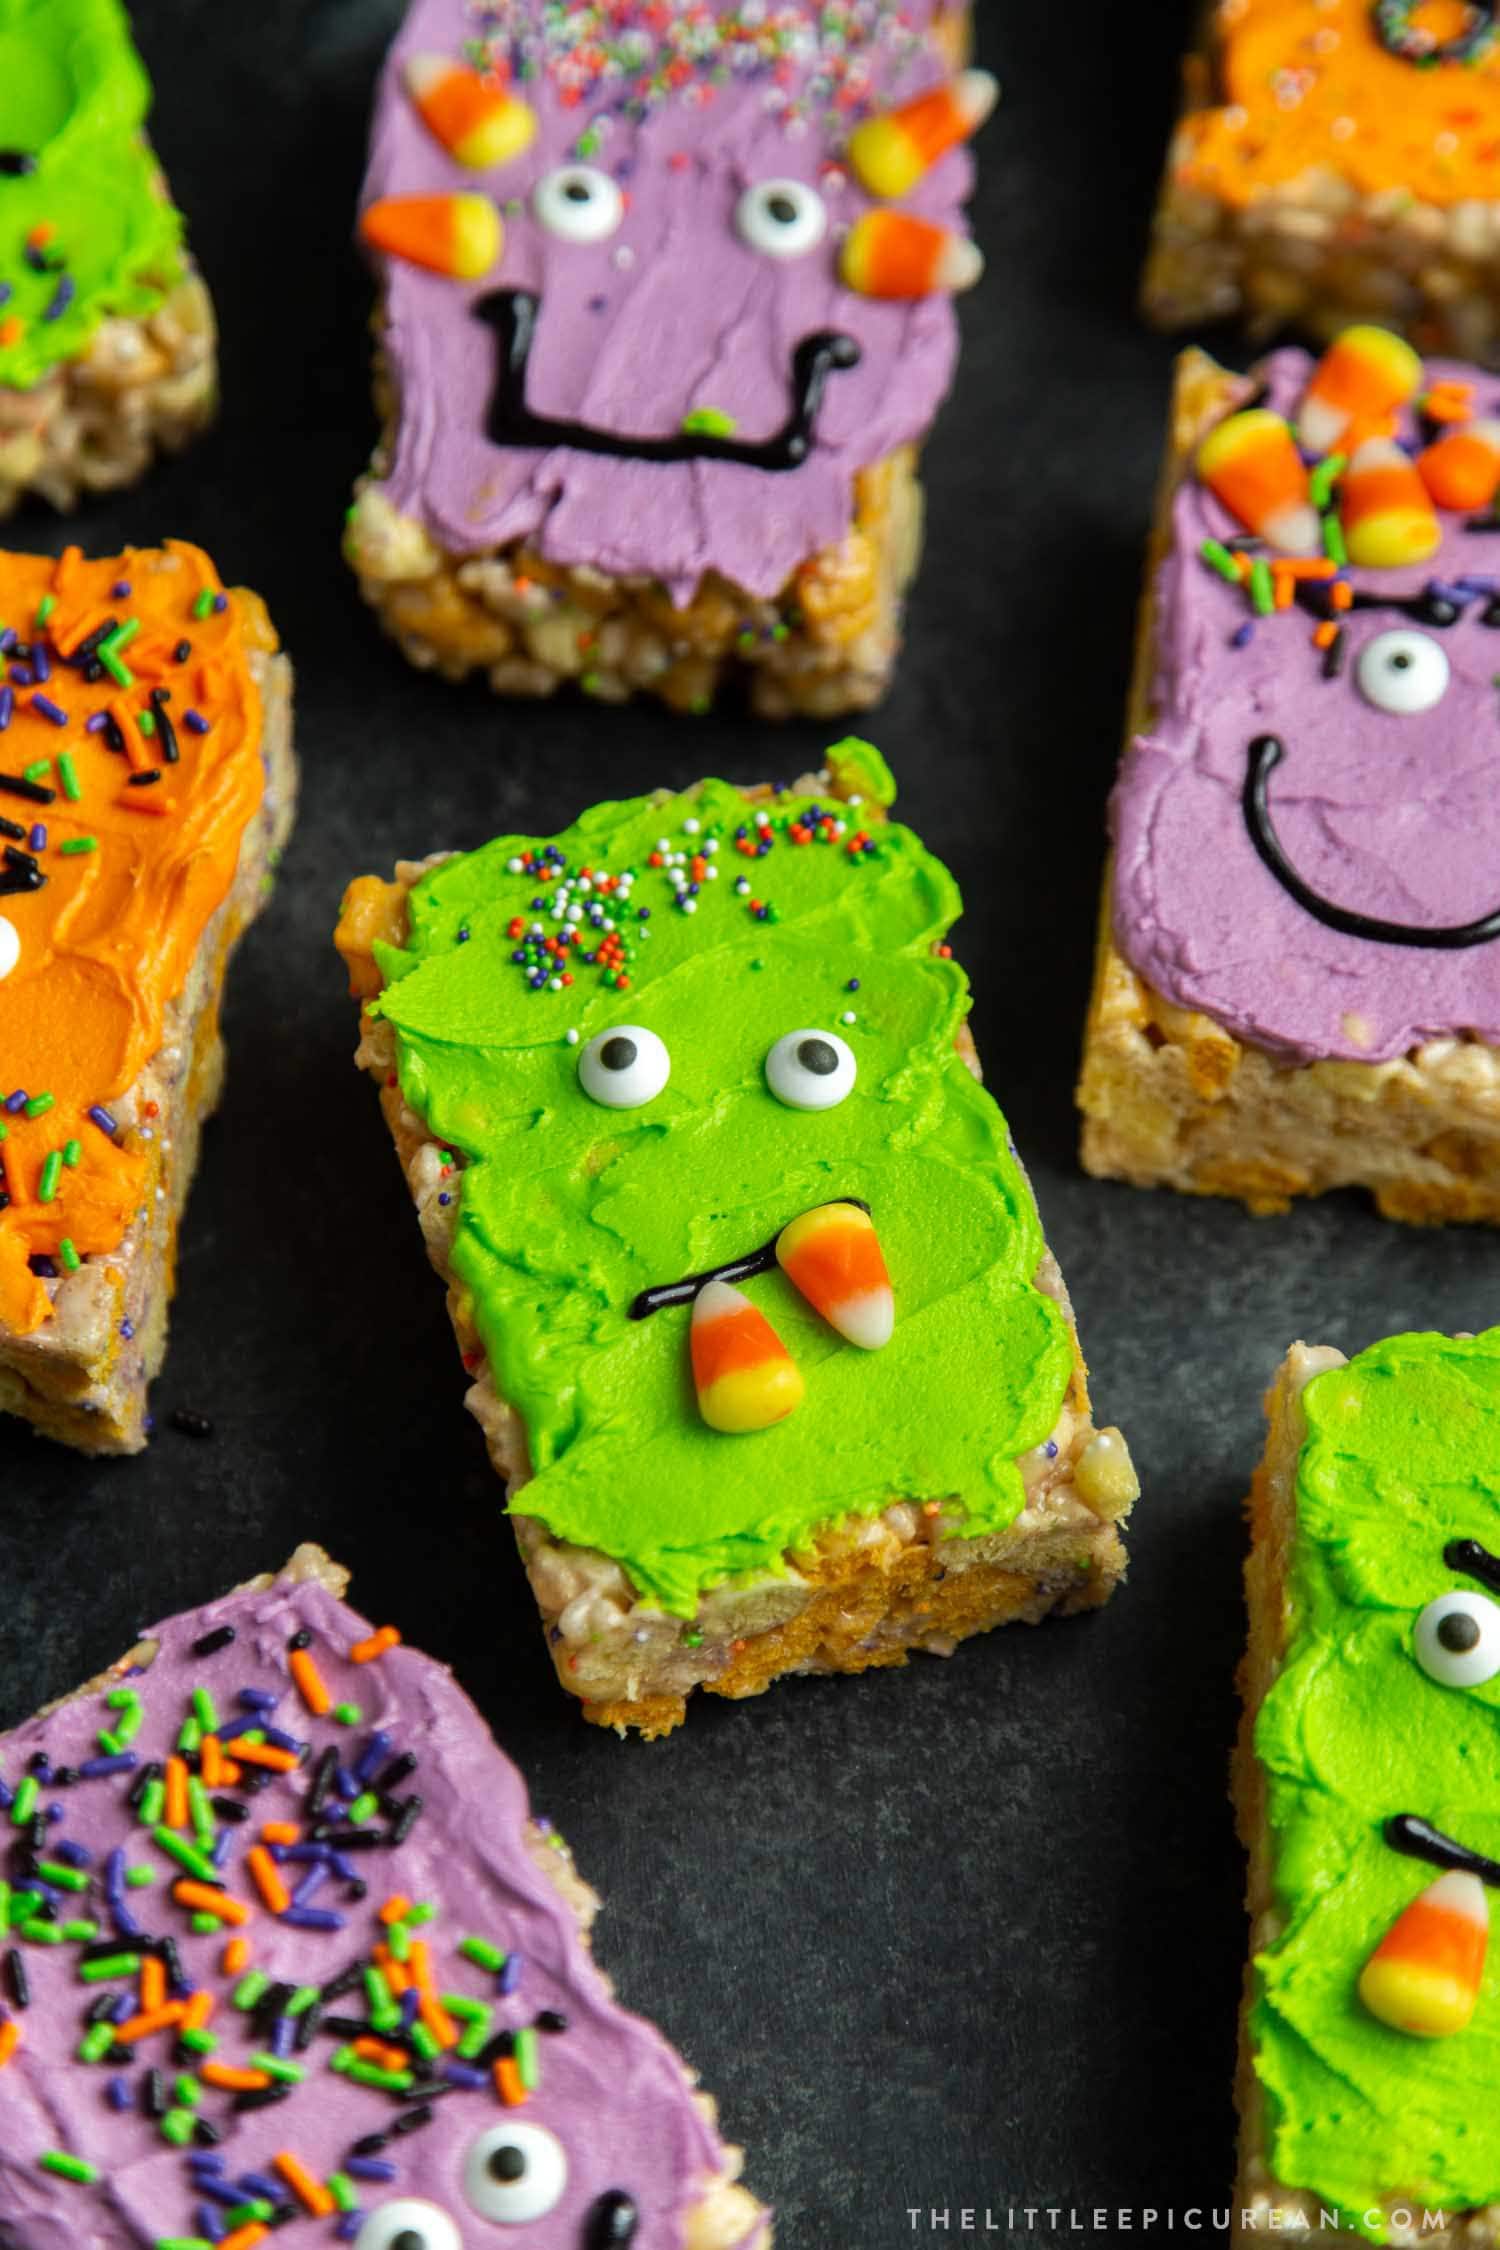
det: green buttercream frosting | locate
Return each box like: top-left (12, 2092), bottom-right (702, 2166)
top-left (0, 0), bottom-right (185, 392)
top-left (1255, 1328), bottom-right (1500, 2238)
top-left (372, 766), bottom-right (1073, 1615)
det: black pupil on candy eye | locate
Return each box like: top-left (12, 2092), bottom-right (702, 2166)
top-left (1389, 652), bottom-right (1412, 671)
top-left (489, 2145), bottom-right (528, 2182)
top-left (1439, 1611), bottom-right (1482, 1653)
top-left (392, 2233), bottom-right (427, 2250)
top-left (600, 1036), bottom-right (637, 1071)
top-left (767, 193), bottom-right (798, 224)
top-left (564, 177), bottom-right (592, 202)
top-left (797, 1037), bottom-right (838, 1076)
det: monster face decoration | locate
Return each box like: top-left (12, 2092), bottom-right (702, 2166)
top-left (356, 0), bottom-right (991, 598)
top-left (1111, 333), bottom-right (1500, 1067)
top-left (366, 747), bottom-right (1073, 1618)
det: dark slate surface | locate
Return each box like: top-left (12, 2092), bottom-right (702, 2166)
top-left (4, 2), bottom-right (1498, 2243)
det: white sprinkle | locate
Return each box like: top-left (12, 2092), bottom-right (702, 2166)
top-left (840, 1010), bottom-right (856, 1025)
top-left (565, 1028), bottom-right (580, 1045)
top-left (506, 857), bottom-right (524, 873)
top-left (683, 816), bottom-right (700, 834)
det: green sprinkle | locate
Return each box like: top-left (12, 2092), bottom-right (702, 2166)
top-left (62, 1138), bottom-right (81, 1168)
top-left (39, 1149), bottom-right (63, 1202)
top-left (78, 2022), bottom-right (117, 2063)
top-left (329, 2044), bottom-right (356, 2074)
top-left (0, 1882), bottom-right (9, 1937)
top-left (328, 2174), bottom-right (359, 2215)
top-left (97, 1733), bottom-right (124, 1763)
top-left (35, 595), bottom-right (55, 625)
top-left (151, 1826), bottom-right (218, 1883)
top-left (35, 1858), bottom-right (86, 1893)
top-left (1309, 452), bottom-right (1346, 511)
top-left (442, 1992), bottom-right (488, 2022)
top-left (177, 1716), bottom-right (202, 1757)
top-left (192, 590), bottom-right (214, 620)
top-left (345, 2060), bottom-right (414, 2092)
top-left (286, 1984), bottom-right (320, 2017)
top-left (179, 2027), bottom-right (217, 2056)
top-left (138, 710), bottom-right (156, 737)
top-left (223, 2204), bottom-right (274, 2228)
top-left (514, 2024), bottom-right (540, 2090)
top-left (17, 1920), bottom-right (65, 1946)
top-left (39, 2152), bottom-right (98, 2184)
top-left (385, 1918), bottom-right (411, 1963)
top-left (23, 1092), bottom-right (53, 1118)
top-left (405, 1901), bottom-right (437, 1926)
top-left (61, 1920), bottom-right (99, 1943)
top-left (1248, 557), bottom-right (1274, 616)
top-left (409, 2020), bottom-right (440, 2062)
top-left (333, 1702), bottom-right (362, 1726)
top-left (124, 1864), bottom-right (155, 1888)
top-left (59, 837), bottom-right (96, 856)
top-left (233, 1971), bottom-right (270, 2011)
top-left (155, 2240), bottom-right (214, 2250)
top-left (139, 1778), bottom-right (165, 1826)
top-left (187, 1775), bottom-right (215, 1848)
top-left (348, 1791), bottom-right (379, 1827)
top-left (1198, 536), bottom-right (1242, 583)
top-left (364, 1964), bottom-right (399, 2030)
top-left (160, 2107), bottom-right (196, 2147)
top-left (9, 1890), bottom-right (42, 1923)
top-left (680, 406), bottom-right (737, 437)
top-left (173, 2074), bottom-right (200, 2108)
top-left (190, 1685), bottom-right (218, 1731)
top-left (104, 617), bottom-right (141, 654)
top-left (58, 1239), bottom-right (80, 1275)
top-left (22, 759), bottom-right (50, 784)
top-left (189, 1912), bottom-right (219, 1936)
top-left (460, 1935), bottom-right (505, 1973)
top-left (1322, 511), bottom-right (1348, 567)
top-left (11, 1775), bottom-right (37, 1825)
top-left (112, 1696), bottom-right (141, 1743)
top-left (79, 1950), bottom-right (142, 1982)
top-left (56, 752), bottom-right (80, 803)
top-left (99, 648), bottom-right (133, 688)
top-left (249, 2052), bottom-right (306, 2084)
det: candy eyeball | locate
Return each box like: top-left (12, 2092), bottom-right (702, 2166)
top-left (737, 178), bottom-right (828, 259)
top-left (765, 1028), bottom-right (857, 1110)
top-left (577, 1024), bottom-right (671, 1108)
top-left (464, 2121), bottom-right (569, 2222)
top-left (1413, 1589), bottom-right (1500, 1688)
top-left (0, 917), bottom-right (20, 982)
top-left (534, 163), bottom-right (625, 243)
top-left (354, 2201), bottom-right (462, 2250)
top-left (1356, 628), bottom-right (1450, 715)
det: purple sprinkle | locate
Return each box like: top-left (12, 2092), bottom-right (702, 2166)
top-left (196, 2206), bottom-right (228, 2244)
top-left (329, 1853), bottom-right (359, 1883)
top-left (195, 2176), bottom-right (247, 2208)
top-left (84, 711), bottom-right (108, 734)
top-left (0, 629), bottom-right (13, 655)
top-left (107, 1990), bottom-right (134, 2023)
top-left (80, 1752), bottom-right (138, 1779)
top-left (1231, 621), bottom-right (1255, 649)
top-left (4, 1089), bottom-right (25, 1114)
top-left (183, 710), bottom-right (210, 734)
top-left (0, 685), bottom-right (11, 731)
top-left (119, 1318), bottom-right (134, 1341)
top-left (28, 824), bottom-right (43, 851)
top-left (32, 646), bottom-right (49, 684)
top-left (352, 1731), bottom-right (392, 1787)
top-left (1044, 1439), bottom-right (1059, 1460)
top-left (106, 2075), bottom-right (132, 2111)
top-left (110, 582), bottom-right (131, 600)
top-left (236, 1688), bottom-right (279, 1713)
top-left (442, 2059), bottom-right (487, 2089)
top-left (30, 1257), bottom-right (58, 1280)
top-left (399, 1988), bottom-right (420, 2031)
top-left (9, 666), bottom-right (34, 688)
top-left (211, 594), bottom-right (227, 614)
top-left (43, 275), bottom-right (75, 322)
top-left (87, 1104), bottom-right (118, 1137)
top-left (215, 1713), bottom-right (264, 1742)
top-left (0, 1781), bottom-right (12, 1812)
top-left (498, 1952), bottom-right (522, 1995)
top-left (0, 284), bottom-right (9, 310)
top-left (334, 1767), bottom-right (359, 1802)
top-left (235, 2175), bottom-right (282, 2202)
top-left (335, 2216), bottom-right (361, 2243)
top-left (270, 2016), bottom-right (296, 2059)
top-left (290, 1866), bottom-right (327, 1910)
top-left (345, 2158), bottom-right (398, 2183)
top-left (260, 1727), bottom-right (304, 1756)
top-left (30, 694), bottom-right (67, 726)
top-left (278, 1905), bottom-right (345, 1933)
top-left (54, 1839), bottom-right (90, 1868)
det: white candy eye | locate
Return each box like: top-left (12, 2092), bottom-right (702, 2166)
top-left (534, 163), bottom-right (624, 243)
top-left (0, 918), bottom-right (20, 981)
top-left (765, 1028), bottom-right (857, 1110)
top-left (1414, 1590), bottom-right (1500, 1688)
top-left (465, 2122), bottom-right (569, 2223)
top-left (578, 1024), bottom-right (670, 1108)
top-left (354, 2202), bottom-right (462, 2250)
top-left (737, 178), bottom-right (828, 258)
top-left (1357, 628), bottom-right (1450, 715)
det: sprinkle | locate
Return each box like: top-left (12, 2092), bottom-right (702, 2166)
top-left (246, 1847), bottom-right (291, 1915)
top-left (23, 1092), bottom-right (51, 1118)
top-left (58, 1239), bottom-right (79, 1274)
top-left (59, 837), bottom-right (96, 855)
top-left (29, 695), bottom-right (66, 727)
top-left (55, 752), bottom-right (80, 800)
top-left (36, 1151), bottom-right (60, 1203)
top-left (288, 1648), bottom-right (331, 1717)
top-left (348, 1626), bottom-right (401, 1664)
top-left (38, 2152), bottom-right (97, 2184)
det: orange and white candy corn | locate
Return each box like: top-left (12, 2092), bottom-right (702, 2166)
top-left (358, 192), bottom-right (502, 280)
top-left (1358, 1871), bottom-right (1489, 2039)
top-left (776, 1203), bottom-right (893, 1351)
top-left (847, 70), bottom-right (998, 199)
top-left (1297, 325), bottom-right (1423, 456)
top-left (404, 54), bottom-right (538, 170)
top-left (839, 210), bottom-right (982, 299)
top-left (1418, 418), bottom-right (1500, 512)
top-left (1341, 434), bottom-right (1441, 568)
top-left (1195, 409), bottom-right (1320, 556)
top-left (690, 1280), bottom-right (804, 1435)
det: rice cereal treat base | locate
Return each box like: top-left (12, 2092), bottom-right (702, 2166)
top-left (1078, 343), bottom-right (1500, 1223)
top-left (0, 0), bottom-right (217, 515)
top-left (0, 541), bottom-right (296, 1453)
top-left (347, 0), bottom-right (990, 716)
top-left (0, 1544), bottom-right (769, 2248)
top-left (337, 748), bottom-right (1137, 1738)
top-left (1234, 1332), bottom-right (1500, 2244)
top-left (1143, 1), bottom-right (1500, 360)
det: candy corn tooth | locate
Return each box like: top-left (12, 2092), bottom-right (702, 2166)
top-left (1358, 1871), bottom-right (1489, 2040)
top-left (839, 210), bottom-right (982, 299)
top-left (690, 1280), bottom-right (804, 1435)
top-left (1418, 418), bottom-right (1500, 512)
top-left (1342, 435), bottom-right (1442, 568)
top-left (775, 1203), bottom-right (894, 1350)
top-left (1195, 409), bottom-right (1320, 555)
top-left (358, 192), bottom-right (502, 280)
top-left (403, 54), bottom-right (538, 170)
top-left (1297, 325), bottom-right (1424, 456)
top-left (846, 69), bottom-right (999, 199)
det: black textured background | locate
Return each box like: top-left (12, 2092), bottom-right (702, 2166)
top-left (4, 4), bottom-right (1498, 2244)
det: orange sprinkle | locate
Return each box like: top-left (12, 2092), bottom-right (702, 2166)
top-left (219, 2226), bottom-right (270, 2250)
top-left (222, 1936), bottom-right (250, 1977)
top-left (349, 1625), bottom-right (402, 1664)
top-left (418, 1992), bottom-right (459, 2050)
top-left (51, 602), bottom-right (115, 659)
top-left (288, 1647), bottom-right (332, 1717)
top-left (113, 2003), bottom-right (186, 2045)
top-left (407, 1939), bottom-right (435, 1994)
top-left (1270, 557), bottom-right (1337, 581)
top-left (1331, 580), bottom-right (1354, 612)
top-left (1424, 380), bottom-right (1476, 425)
top-left (247, 1846), bottom-right (291, 1915)
top-left (25, 224), bottom-right (54, 251)
top-left (108, 696), bottom-right (153, 771)
top-left (352, 2036), bottom-right (410, 2071)
top-left (0, 319), bottom-right (23, 349)
top-left (182, 1989), bottom-right (215, 2033)
top-left (115, 790), bottom-right (178, 817)
top-left (383, 1957), bottom-right (411, 1996)
top-left (1313, 620), bottom-right (1339, 650)
top-left (163, 1756), bottom-right (190, 1831)
top-left (234, 1742), bottom-right (300, 1773)
top-left (139, 1956), bottom-right (167, 2012)
top-left (201, 2062), bottom-right (273, 2093)
top-left (52, 546), bottom-right (81, 594)
top-left (261, 1822), bottom-right (300, 1846)
top-left (273, 2152), bottom-right (335, 2218)
top-left (495, 2056), bottom-right (528, 2106)
top-left (174, 1879), bottom-right (251, 1927)
top-left (1272, 568), bottom-right (1294, 610)
top-left (200, 1736), bottom-right (223, 1788)
top-left (0, 2020), bottom-right (21, 2069)
top-left (379, 1895), bottom-right (412, 1926)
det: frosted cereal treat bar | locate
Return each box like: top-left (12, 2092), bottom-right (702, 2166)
top-left (1236, 1329), bottom-right (1500, 2245)
top-left (0, 539), bottom-right (295, 1450)
top-left (0, 0), bottom-right (217, 517)
top-left (1079, 332), bottom-right (1500, 1221)
top-left (0, 1544), bottom-right (768, 2248)
top-left (336, 739), bottom-right (1138, 1738)
top-left (346, 0), bottom-right (990, 717)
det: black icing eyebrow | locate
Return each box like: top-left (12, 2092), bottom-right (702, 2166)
top-left (1293, 580), bottom-right (1466, 630)
top-left (1444, 1538), bottom-right (1500, 1595)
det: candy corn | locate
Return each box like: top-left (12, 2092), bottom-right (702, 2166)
top-left (1418, 417), bottom-right (1500, 511)
top-left (1196, 410), bottom-right (1320, 556)
top-left (1297, 325), bottom-right (1423, 456)
top-left (403, 54), bottom-right (538, 170)
top-left (358, 193), bottom-right (502, 281)
top-left (1358, 1871), bottom-right (1489, 2039)
top-left (1341, 435), bottom-right (1442, 568)
top-left (847, 70), bottom-right (999, 199)
top-left (690, 1280), bottom-right (804, 1435)
top-left (776, 1203), bottom-right (894, 1350)
top-left (839, 211), bottom-right (982, 299)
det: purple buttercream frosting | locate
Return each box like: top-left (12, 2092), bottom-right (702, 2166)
top-left (0, 1568), bottom-right (765, 2249)
top-left (360, 0), bottom-right (973, 600)
top-left (1110, 347), bottom-right (1500, 1067)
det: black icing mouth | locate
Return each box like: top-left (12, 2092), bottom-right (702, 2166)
top-left (474, 288), bottom-right (861, 471)
top-left (1386, 1812), bottom-right (1500, 1887)
top-left (1243, 734), bottom-right (1500, 950)
top-left (628, 1197), bottom-right (869, 1321)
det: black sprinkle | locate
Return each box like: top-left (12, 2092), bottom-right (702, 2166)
top-left (477, 2030), bottom-right (516, 2068)
top-left (0, 773), bottom-right (55, 805)
top-left (535, 2008), bottom-right (568, 2033)
top-left (87, 1991), bottom-right (120, 2025)
top-left (143, 2067), bottom-right (167, 2119)
top-left (24, 1753), bottom-right (46, 1778)
top-left (388, 1795), bottom-right (423, 1846)
top-left (101, 712), bottom-right (127, 755)
top-left (50, 1765), bottom-right (77, 1786)
top-left (240, 1770), bottom-right (274, 1796)
top-left (0, 817), bottom-right (25, 843)
top-left (373, 1752), bottom-right (417, 1796)
top-left (170, 1407), bottom-right (213, 1438)
top-left (193, 2116), bottom-right (224, 2147)
top-left (172, 640), bottom-right (192, 663)
top-left (127, 1761), bottom-right (164, 1812)
top-left (210, 1795), bottom-right (250, 1823)
top-left (190, 1625), bottom-right (236, 1659)
top-left (1320, 627), bottom-right (1346, 680)
top-left (343, 1880), bottom-right (368, 1903)
top-left (233, 2083), bottom-right (293, 2112)
top-left (158, 1937), bottom-right (187, 1995)
top-left (321, 2014), bottom-right (369, 2039)
top-left (390, 2101), bottom-right (438, 2134)
top-left (70, 619), bottom-right (118, 667)
top-left (4, 1949), bottom-right (28, 2009)
top-left (287, 1629), bottom-right (313, 1652)
top-left (0, 152), bottom-right (37, 177)
top-left (292, 2000), bottom-right (324, 2053)
top-left (149, 690), bottom-right (179, 764)
top-left (350, 2132), bottom-right (390, 2158)
top-left (307, 1747), bottom-right (338, 1821)
top-left (319, 1958), bottom-right (368, 2004)
top-left (126, 769), bottom-right (163, 788)
top-left (308, 1826), bottom-right (382, 1852)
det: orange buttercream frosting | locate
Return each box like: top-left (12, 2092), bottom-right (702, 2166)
top-left (1178, 0), bottom-right (1500, 208)
top-left (0, 541), bottom-right (269, 1335)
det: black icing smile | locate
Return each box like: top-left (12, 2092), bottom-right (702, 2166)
top-left (1243, 734), bottom-right (1500, 950)
top-left (628, 1197), bottom-right (869, 1321)
top-left (1385, 1812), bottom-right (1500, 1888)
top-left (474, 289), bottom-right (861, 471)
